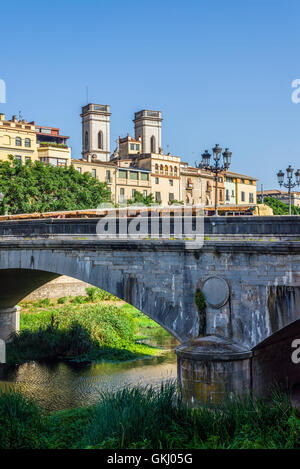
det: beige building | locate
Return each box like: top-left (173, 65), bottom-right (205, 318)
top-left (180, 163), bottom-right (225, 206)
top-left (0, 113), bottom-right (71, 167)
top-left (0, 113), bottom-right (38, 163)
top-left (225, 171), bottom-right (257, 205)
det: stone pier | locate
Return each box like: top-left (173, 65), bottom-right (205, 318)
top-left (0, 306), bottom-right (20, 342)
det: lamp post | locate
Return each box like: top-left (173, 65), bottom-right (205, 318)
top-left (277, 166), bottom-right (300, 215)
top-left (199, 144), bottom-right (232, 215)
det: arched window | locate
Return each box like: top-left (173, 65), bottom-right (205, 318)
top-left (170, 166), bottom-right (173, 173)
top-left (155, 164), bottom-right (159, 173)
top-left (174, 166), bottom-right (177, 174)
top-left (25, 138), bottom-right (31, 148)
top-left (151, 135), bottom-right (156, 153)
top-left (164, 165), bottom-right (168, 173)
top-left (160, 164), bottom-right (163, 173)
top-left (16, 137), bottom-right (21, 146)
top-left (85, 131), bottom-right (89, 150)
top-left (98, 130), bottom-right (103, 149)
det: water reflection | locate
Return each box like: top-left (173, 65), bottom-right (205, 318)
top-left (0, 330), bottom-right (178, 411)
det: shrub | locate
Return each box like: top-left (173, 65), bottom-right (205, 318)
top-left (0, 391), bottom-right (45, 449)
top-left (57, 297), bottom-right (68, 304)
top-left (86, 287), bottom-right (117, 302)
top-left (36, 298), bottom-right (51, 307)
top-left (69, 295), bottom-right (88, 304)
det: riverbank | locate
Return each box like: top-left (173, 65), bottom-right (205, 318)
top-left (0, 383), bottom-right (299, 449)
top-left (7, 288), bottom-right (167, 365)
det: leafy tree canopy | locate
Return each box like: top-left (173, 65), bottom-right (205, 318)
top-left (259, 196), bottom-right (300, 215)
top-left (126, 191), bottom-right (155, 206)
top-left (0, 158), bottom-right (111, 215)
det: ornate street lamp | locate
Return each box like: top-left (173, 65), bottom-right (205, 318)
top-left (199, 144), bottom-right (232, 215)
top-left (277, 165), bottom-right (300, 215)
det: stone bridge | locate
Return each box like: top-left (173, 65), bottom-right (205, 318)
top-left (0, 215), bottom-right (300, 403)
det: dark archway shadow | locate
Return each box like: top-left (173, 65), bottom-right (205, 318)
top-left (251, 318), bottom-right (300, 399)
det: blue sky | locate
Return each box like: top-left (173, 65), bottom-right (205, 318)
top-left (1, 0), bottom-right (300, 188)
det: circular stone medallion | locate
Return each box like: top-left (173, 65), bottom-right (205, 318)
top-left (201, 277), bottom-right (229, 309)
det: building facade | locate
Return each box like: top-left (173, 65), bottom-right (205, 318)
top-left (0, 105), bottom-right (257, 208)
top-left (224, 171), bottom-right (257, 205)
top-left (0, 113), bottom-right (38, 164)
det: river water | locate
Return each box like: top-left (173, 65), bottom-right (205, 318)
top-left (0, 329), bottom-right (178, 411)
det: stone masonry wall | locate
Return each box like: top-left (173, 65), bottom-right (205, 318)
top-left (24, 275), bottom-right (91, 300)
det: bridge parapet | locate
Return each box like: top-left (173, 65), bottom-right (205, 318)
top-left (0, 216), bottom-right (298, 240)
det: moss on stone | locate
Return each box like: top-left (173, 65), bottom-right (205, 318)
top-left (195, 288), bottom-right (206, 336)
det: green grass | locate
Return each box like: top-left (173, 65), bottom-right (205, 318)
top-left (7, 298), bottom-right (163, 365)
top-left (0, 384), bottom-right (299, 449)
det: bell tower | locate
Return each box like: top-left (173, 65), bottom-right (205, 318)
top-left (133, 110), bottom-right (162, 154)
top-left (81, 103), bottom-right (111, 162)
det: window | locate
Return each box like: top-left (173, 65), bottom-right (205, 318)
top-left (106, 170), bottom-right (111, 183)
top-left (77, 167), bottom-right (82, 173)
top-left (155, 192), bottom-right (161, 202)
top-left (169, 193), bottom-right (174, 202)
top-left (226, 189), bottom-right (230, 201)
top-left (218, 177), bottom-right (223, 183)
top-left (219, 189), bottom-right (222, 200)
top-left (25, 138), bottom-right (31, 147)
top-left (249, 193), bottom-right (254, 203)
top-left (85, 131), bottom-right (89, 150)
top-left (136, 144), bottom-right (140, 151)
top-left (15, 155), bottom-right (22, 162)
top-left (118, 169), bottom-right (127, 179)
top-left (143, 190), bottom-right (147, 197)
top-left (155, 164), bottom-right (159, 173)
top-left (232, 190), bottom-right (234, 197)
top-left (151, 135), bottom-right (156, 153)
top-left (98, 131), bottom-right (103, 149)
top-left (92, 169), bottom-right (96, 177)
top-left (57, 159), bottom-right (67, 167)
top-left (241, 191), bottom-right (245, 202)
top-left (16, 137), bottom-right (21, 146)
top-left (132, 189), bottom-right (136, 198)
top-left (141, 172), bottom-right (149, 181)
top-left (25, 157), bottom-right (31, 164)
top-left (130, 143), bottom-right (135, 150)
top-left (169, 179), bottom-right (173, 186)
top-left (120, 188), bottom-right (125, 203)
top-left (130, 171), bottom-right (138, 180)
top-left (174, 167), bottom-right (178, 174)
top-left (155, 177), bottom-right (159, 184)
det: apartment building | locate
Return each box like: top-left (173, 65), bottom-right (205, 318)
top-left (224, 172), bottom-right (257, 205)
top-left (0, 113), bottom-right (38, 163)
top-left (0, 105), bottom-right (257, 207)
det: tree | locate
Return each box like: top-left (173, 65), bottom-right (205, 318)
top-left (126, 191), bottom-right (155, 206)
top-left (259, 196), bottom-right (300, 215)
top-left (0, 159), bottom-right (111, 215)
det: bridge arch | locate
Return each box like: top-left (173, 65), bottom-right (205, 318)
top-left (0, 246), bottom-right (200, 343)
